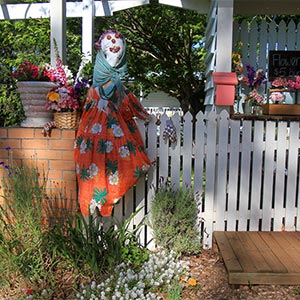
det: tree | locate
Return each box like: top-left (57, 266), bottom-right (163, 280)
top-left (101, 4), bottom-right (207, 115)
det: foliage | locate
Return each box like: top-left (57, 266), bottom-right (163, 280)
top-left (0, 18), bottom-right (51, 126)
top-left (0, 84), bottom-right (24, 126)
top-left (0, 150), bottom-right (194, 299)
top-left (96, 3), bottom-right (207, 115)
top-left (0, 4), bottom-right (208, 125)
top-left (48, 209), bottom-right (149, 277)
top-left (148, 179), bottom-right (202, 255)
top-left (0, 151), bottom-right (56, 287)
top-left (166, 281), bottom-right (183, 300)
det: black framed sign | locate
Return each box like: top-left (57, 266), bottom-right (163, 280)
top-left (268, 50), bottom-right (300, 80)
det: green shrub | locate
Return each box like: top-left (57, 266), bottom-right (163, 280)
top-left (148, 180), bottom-right (202, 255)
top-left (48, 209), bottom-right (149, 278)
top-left (0, 156), bottom-right (55, 287)
top-left (0, 84), bottom-right (24, 127)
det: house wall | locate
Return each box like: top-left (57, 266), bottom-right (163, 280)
top-left (141, 91), bottom-right (180, 108)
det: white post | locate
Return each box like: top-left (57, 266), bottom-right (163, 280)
top-left (215, 0), bottom-right (234, 72)
top-left (82, 0), bottom-right (95, 60)
top-left (215, 0), bottom-right (234, 113)
top-left (50, 0), bottom-right (66, 65)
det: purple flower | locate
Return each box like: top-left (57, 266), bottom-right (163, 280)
top-left (242, 63), bottom-right (266, 89)
top-left (5, 146), bottom-right (11, 151)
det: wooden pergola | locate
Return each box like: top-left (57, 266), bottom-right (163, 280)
top-left (1, 0), bottom-right (300, 109)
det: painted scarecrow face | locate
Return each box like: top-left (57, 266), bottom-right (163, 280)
top-left (101, 31), bottom-right (125, 67)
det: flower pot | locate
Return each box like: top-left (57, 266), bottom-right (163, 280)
top-left (252, 105), bottom-right (263, 116)
top-left (17, 81), bottom-right (56, 127)
top-left (243, 101), bottom-right (252, 114)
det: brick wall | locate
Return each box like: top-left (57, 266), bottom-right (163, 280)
top-left (0, 127), bottom-right (78, 211)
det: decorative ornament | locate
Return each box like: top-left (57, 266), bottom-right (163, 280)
top-left (163, 119), bottom-right (177, 144)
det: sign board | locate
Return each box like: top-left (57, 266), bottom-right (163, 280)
top-left (268, 50), bottom-right (300, 80)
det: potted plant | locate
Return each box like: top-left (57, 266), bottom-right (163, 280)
top-left (44, 53), bottom-right (90, 129)
top-left (12, 61), bottom-right (57, 127)
top-left (241, 64), bottom-right (267, 115)
top-left (262, 76), bottom-right (300, 115)
top-left (45, 85), bottom-right (82, 129)
top-left (244, 89), bottom-right (265, 115)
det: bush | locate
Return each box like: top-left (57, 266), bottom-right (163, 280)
top-left (0, 155), bottom-right (55, 287)
top-left (148, 179), bottom-right (202, 255)
top-left (0, 84), bottom-right (24, 126)
top-left (48, 209), bottom-right (149, 277)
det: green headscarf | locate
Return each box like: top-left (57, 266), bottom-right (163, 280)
top-left (92, 37), bottom-right (128, 102)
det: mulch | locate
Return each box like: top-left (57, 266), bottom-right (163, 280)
top-left (180, 247), bottom-right (300, 300)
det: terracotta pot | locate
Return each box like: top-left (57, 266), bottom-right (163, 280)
top-left (17, 81), bottom-right (56, 127)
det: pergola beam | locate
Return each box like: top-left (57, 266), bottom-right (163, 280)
top-left (0, 0), bottom-right (9, 20)
top-left (0, 1), bottom-right (152, 20)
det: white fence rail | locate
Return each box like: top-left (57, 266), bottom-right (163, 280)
top-left (114, 111), bottom-right (300, 249)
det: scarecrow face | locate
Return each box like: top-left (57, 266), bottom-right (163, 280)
top-left (101, 31), bottom-right (124, 67)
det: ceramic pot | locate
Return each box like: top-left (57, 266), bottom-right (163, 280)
top-left (17, 81), bottom-right (56, 127)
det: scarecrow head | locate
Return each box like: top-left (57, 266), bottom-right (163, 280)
top-left (95, 30), bottom-right (125, 67)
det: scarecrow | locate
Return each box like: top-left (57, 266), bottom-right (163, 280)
top-left (74, 30), bottom-right (151, 217)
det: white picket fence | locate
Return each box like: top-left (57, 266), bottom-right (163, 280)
top-left (112, 111), bottom-right (300, 249)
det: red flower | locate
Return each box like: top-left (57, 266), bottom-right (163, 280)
top-left (26, 289), bottom-right (33, 295)
top-left (12, 61), bottom-right (52, 82)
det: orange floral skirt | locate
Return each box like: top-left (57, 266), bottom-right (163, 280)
top-left (74, 88), bottom-right (151, 216)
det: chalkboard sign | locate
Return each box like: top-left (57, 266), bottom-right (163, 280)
top-left (268, 50), bottom-right (300, 80)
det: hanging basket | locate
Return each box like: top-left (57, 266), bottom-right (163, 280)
top-left (54, 111), bottom-right (79, 129)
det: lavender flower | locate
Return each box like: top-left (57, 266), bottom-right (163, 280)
top-left (242, 63), bottom-right (266, 89)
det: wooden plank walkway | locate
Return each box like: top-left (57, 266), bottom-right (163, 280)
top-left (214, 231), bottom-right (300, 285)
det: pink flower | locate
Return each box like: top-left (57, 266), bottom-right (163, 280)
top-left (45, 86), bottom-right (80, 112)
top-left (288, 76), bottom-right (300, 89)
top-left (245, 89), bottom-right (264, 105)
top-left (269, 92), bottom-right (285, 103)
top-left (271, 77), bottom-right (289, 88)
